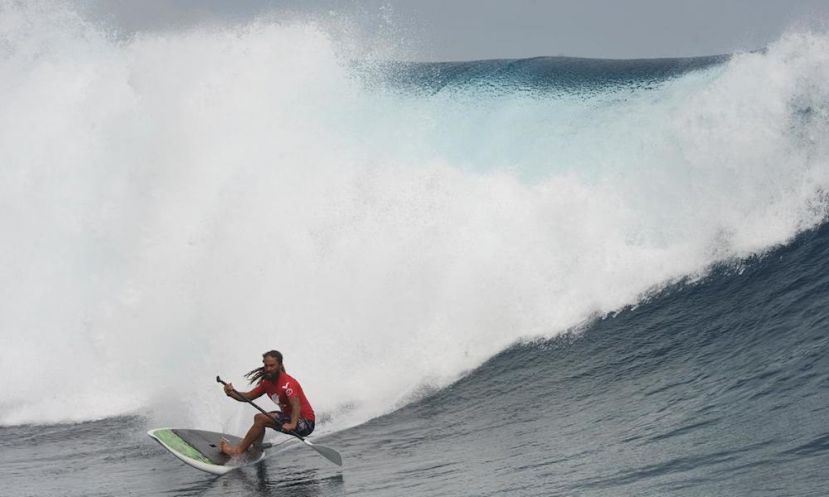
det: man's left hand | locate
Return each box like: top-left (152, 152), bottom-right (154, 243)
top-left (282, 422), bottom-right (297, 432)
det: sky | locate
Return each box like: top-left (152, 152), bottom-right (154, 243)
top-left (86, 0), bottom-right (829, 61)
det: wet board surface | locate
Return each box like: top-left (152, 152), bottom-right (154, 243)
top-left (148, 428), bottom-right (267, 475)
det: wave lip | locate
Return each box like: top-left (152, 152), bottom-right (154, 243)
top-left (370, 54), bottom-right (727, 95)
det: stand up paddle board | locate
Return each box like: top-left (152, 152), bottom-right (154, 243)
top-left (148, 428), bottom-right (269, 475)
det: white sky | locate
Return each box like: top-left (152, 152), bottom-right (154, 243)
top-left (87, 0), bottom-right (829, 61)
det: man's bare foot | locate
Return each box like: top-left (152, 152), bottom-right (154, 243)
top-left (219, 439), bottom-right (243, 456)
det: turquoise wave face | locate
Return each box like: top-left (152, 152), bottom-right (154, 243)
top-left (345, 56), bottom-right (730, 182)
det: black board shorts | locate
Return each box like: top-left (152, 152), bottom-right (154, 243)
top-left (268, 411), bottom-right (315, 437)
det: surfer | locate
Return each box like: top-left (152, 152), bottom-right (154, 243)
top-left (219, 350), bottom-right (316, 456)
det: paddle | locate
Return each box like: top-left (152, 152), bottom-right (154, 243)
top-left (216, 376), bottom-right (343, 466)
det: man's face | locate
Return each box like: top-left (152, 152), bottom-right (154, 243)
top-left (263, 357), bottom-right (280, 380)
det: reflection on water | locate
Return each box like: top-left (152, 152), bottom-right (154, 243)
top-left (194, 461), bottom-right (345, 497)
top-left (152, 452), bottom-right (345, 497)
top-left (253, 463), bottom-right (345, 496)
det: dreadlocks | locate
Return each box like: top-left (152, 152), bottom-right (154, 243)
top-left (245, 349), bottom-right (286, 384)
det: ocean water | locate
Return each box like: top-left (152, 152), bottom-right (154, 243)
top-left (1, 3), bottom-right (829, 496)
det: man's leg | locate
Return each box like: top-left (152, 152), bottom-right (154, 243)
top-left (220, 413), bottom-right (278, 456)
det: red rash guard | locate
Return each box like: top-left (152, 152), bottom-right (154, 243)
top-left (249, 372), bottom-right (315, 421)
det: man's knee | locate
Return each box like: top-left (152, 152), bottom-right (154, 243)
top-left (254, 413), bottom-right (275, 426)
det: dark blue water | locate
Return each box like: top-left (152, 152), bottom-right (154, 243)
top-left (331, 222), bottom-right (829, 497)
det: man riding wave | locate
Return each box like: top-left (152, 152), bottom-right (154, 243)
top-left (219, 350), bottom-right (315, 456)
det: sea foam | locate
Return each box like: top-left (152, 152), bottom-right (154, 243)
top-left (1, 2), bottom-right (827, 432)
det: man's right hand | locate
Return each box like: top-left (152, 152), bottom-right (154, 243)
top-left (224, 383), bottom-right (236, 396)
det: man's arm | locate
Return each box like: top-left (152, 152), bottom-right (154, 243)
top-left (282, 396), bottom-right (302, 432)
top-left (224, 382), bottom-right (263, 401)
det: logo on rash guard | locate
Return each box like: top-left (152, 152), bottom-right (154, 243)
top-left (282, 381), bottom-right (294, 396)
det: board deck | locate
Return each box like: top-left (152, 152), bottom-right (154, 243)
top-left (148, 428), bottom-right (268, 475)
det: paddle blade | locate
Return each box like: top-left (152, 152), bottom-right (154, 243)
top-left (304, 440), bottom-right (342, 466)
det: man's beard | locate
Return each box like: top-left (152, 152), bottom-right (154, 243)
top-left (263, 370), bottom-right (279, 381)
